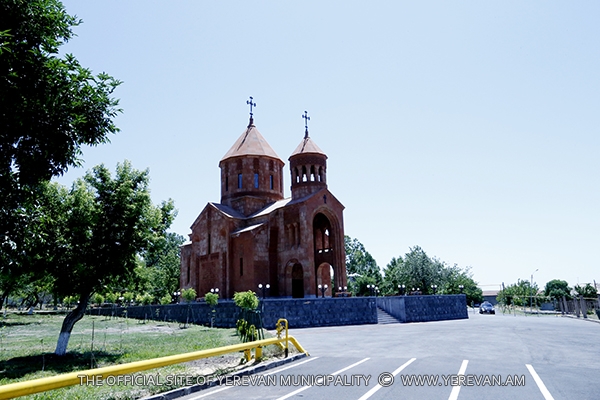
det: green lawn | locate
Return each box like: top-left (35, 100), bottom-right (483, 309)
top-left (0, 312), bottom-right (281, 399)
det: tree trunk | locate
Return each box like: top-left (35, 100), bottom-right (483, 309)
top-left (55, 291), bottom-right (90, 356)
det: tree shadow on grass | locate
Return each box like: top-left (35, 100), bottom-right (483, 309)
top-left (0, 321), bottom-right (32, 328)
top-left (0, 351), bottom-right (123, 380)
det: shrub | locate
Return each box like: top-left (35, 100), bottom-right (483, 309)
top-left (205, 292), bottom-right (219, 307)
top-left (105, 292), bottom-right (119, 304)
top-left (122, 292), bottom-right (134, 305)
top-left (91, 293), bottom-right (104, 306)
top-left (134, 293), bottom-right (153, 305)
top-left (181, 288), bottom-right (197, 303)
top-left (159, 294), bottom-right (172, 305)
top-left (233, 291), bottom-right (259, 310)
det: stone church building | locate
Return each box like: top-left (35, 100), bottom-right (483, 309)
top-left (180, 113), bottom-right (346, 299)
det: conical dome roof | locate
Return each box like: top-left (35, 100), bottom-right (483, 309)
top-left (221, 122), bottom-right (282, 162)
top-left (290, 135), bottom-right (326, 157)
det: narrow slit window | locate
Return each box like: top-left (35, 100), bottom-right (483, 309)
top-left (238, 173), bottom-right (242, 189)
top-left (239, 257), bottom-right (244, 276)
top-left (270, 175), bottom-right (274, 190)
top-left (254, 173), bottom-right (259, 188)
top-left (225, 176), bottom-right (228, 191)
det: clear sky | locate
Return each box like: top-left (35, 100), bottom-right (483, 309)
top-left (56, 1), bottom-right (599, 291)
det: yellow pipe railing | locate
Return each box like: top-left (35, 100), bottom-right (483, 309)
top-left (0, 319), bottom-right (307, 400)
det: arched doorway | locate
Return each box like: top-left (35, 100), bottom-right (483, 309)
top-left (316, 262), bottom-right (333, 297)
top-left (313, 211), bottom-right (346, 295)
top-left (291, 263), bottom-right (304, 298)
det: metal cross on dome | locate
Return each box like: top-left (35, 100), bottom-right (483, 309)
top-left (302, 110), bottom-right (310, 138)
top-left (247, 96), bottom-right (256, 118)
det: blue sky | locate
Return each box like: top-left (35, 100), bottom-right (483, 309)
top-left (56, 1), bottom-right (599, 291)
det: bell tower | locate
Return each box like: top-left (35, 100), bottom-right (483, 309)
top-left (289, 111), bottom-right (328, 200)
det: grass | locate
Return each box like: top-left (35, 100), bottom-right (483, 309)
top-left (0, 312), bottom-right (283, 399)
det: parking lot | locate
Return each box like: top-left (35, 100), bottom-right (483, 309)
top-left (176, 310), bottom-right (600, 400)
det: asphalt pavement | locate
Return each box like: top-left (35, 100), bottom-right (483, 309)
top-left (167, 309), bottom-right (600, 400)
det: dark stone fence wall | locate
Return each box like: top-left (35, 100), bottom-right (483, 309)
top-left (377, 294), bottom-right (468, 323)
top-left (88, 297), bottom-right (378, 329)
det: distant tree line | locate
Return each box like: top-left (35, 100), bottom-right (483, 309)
top-left (497, 279), bottom-right (598, 307)
top-left (344, 236), bottom-right (484, 305)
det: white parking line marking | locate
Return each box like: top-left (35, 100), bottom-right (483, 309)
top-left (189, 356), bottom-right (319, 399)
top-left (275, 357), bottom-right (370, 400)
top-left (448, 359), bottom-right (469, 400)
top-left (526, 364), bottom-right (555, 400)
top-left (357, 358), bottom-right (417, 400)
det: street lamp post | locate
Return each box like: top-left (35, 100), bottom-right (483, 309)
top-left (210, 288), bottom-right (219, 298)
top-left (398, 284), bottom-right (405, 296)
top-left (318, 284), bottom-right (328, 298)
top-left (531, 269), bottom-right (538, 313)
top-left (458, 285), bottom-right (464, 294)
top-left (172, 291), bottom-right (180, 304)
top-left (258, 283), bottom-right (270, 299)
top-left (431, 284), bottom-right (437, 295)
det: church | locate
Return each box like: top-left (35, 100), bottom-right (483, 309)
top-left (180, 103), bottom-right (346, 299)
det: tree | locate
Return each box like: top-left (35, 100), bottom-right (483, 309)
top-left (0, 0), bottom-right (121, 185)
top-left (136, 230), bottom-right (185, 302)
top-left (497, 279), bottom-right (540, 307)
top-left (574, 283), bottom-right (597, 299)
top-left (544, 279), bottom-right (571, 301)
top-left (381, 246), bottom-right (482, 302)
top-left (344, 235), bottom-right (382, 295)
top-left (46, 161), bottom-right (174, 355)
top-left (440, 264), bottom-right (483, 305)
top-left (384, 246), bottom-right (444, 294)
top-left (0, 0), bottom-right (121, 307)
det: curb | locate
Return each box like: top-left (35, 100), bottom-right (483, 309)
top-left (561, 314), bottom-right (600, 324)
top-left (143, 353), bottom-right (308, 400)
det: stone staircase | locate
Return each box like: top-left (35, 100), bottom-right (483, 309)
top-left (377, 306), bottom-right (401, 324)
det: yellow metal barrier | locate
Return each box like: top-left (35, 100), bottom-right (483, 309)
top-left (0, 318), bottom-right (308, 400)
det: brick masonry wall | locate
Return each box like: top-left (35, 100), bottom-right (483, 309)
top-left (88, 297), bottom-right (378, 329)
top-left (376, 294), bottom-right (468, 323)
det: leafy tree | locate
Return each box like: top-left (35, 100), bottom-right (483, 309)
top-left (136, 231), bottom-right (185, 302)
top-left (544, 279), bottom-right (571, 301)
top-left (497, 279), bottom-right (540, 307)
top-left (380, 257), bottom-right (404, 295)
top-left (344, 235), bottom-right (382, 295)
top-left (574, 283), bottom-right (598, 299)
top-left (0, 0), bottom-right (121, 185)
top-left (439, 264), bottom-right (483, 305)
top-left (0, 0), bottom-right (121, 308)
top-left (43, 161), bottom-right (174, 355)
top-left (393, 246), bottom-right (444, 295)
top-left (380, 247), bottom-right (483, 302)
top-left (351, 275), bottom-right (380, 297)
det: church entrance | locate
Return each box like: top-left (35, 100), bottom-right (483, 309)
top-left (291, 263), bottom-right (304, 298)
